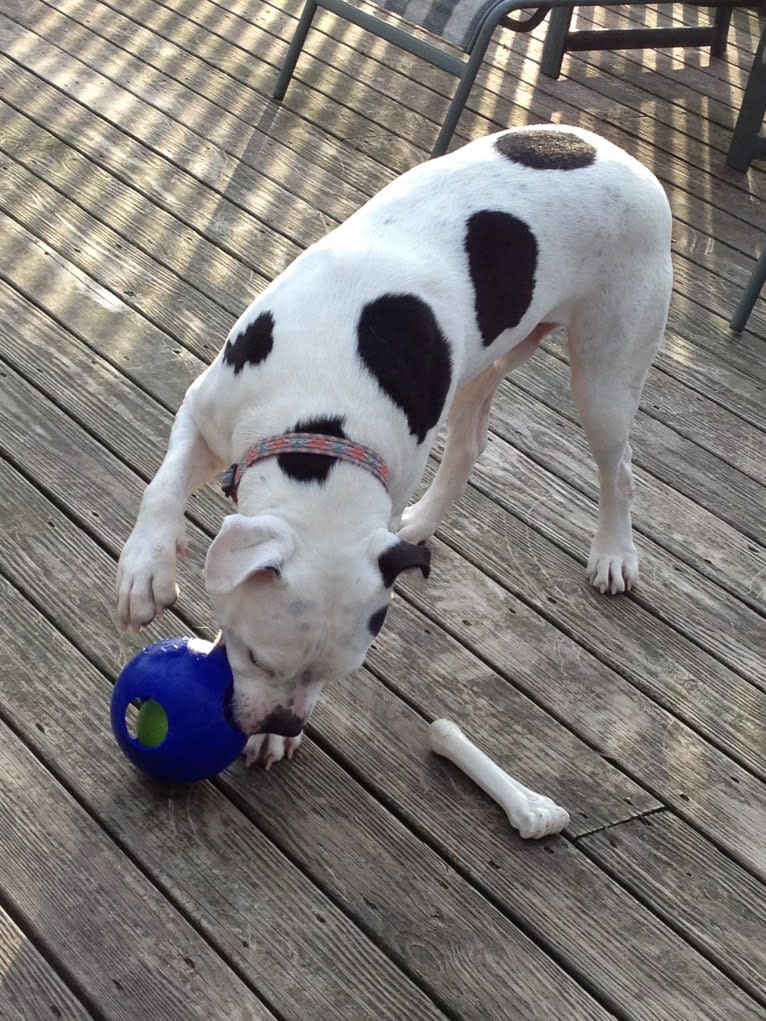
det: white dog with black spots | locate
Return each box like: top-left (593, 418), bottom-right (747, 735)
top-left (117, 125), bottom-right (672, 768)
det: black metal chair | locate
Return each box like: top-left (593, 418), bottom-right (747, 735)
top-left (725, 16), bottom-right (766, 330)
top-left (727, 18), bottom-right (766, 173)
top-left (273, 1), bottom-right (749, 155)
top-left (541, 2), bottom-right (748, 77)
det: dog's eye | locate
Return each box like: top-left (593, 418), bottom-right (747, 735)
top-left (248, 649), bottom-right (275, 677)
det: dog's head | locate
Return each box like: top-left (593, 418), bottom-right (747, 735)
top-left (205, 513), bottom-right (430, 736)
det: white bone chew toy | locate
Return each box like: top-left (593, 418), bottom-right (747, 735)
top-left (428, 719), bottom-right (570, 840)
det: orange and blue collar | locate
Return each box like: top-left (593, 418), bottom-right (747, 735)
top-left (222, 432), bottom-right (390, 503)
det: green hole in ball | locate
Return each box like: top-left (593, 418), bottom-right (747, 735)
top-left (135, 699), bottom-right (168, 748)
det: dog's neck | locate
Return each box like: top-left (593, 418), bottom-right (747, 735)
top-left (222, 432), bottom-right (390, 504)
top-left (234, 453), bottom-right (395, 539)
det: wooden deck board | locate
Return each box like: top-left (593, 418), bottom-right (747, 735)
top-left (0, 907), bottom-right (94, 1021)
top-left (580, 810), bottom-right (766, 1004)
top-left (313, 674), bottom-right (766, 1018)
top-left (0, 714), bottom-right (277, 1021)
top-left (444, 438), bottom-right (766, 771)
top-left (2, 0), bottom-right (766, 1017)
top-left (494, 366), bottom-right (766, 608)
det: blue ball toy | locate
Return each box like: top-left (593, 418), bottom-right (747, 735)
top-left (111, 636), bottom-right (247, 783)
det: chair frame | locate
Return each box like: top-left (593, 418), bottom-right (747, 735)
top-left (273, 0), bottom-right (739, 155)
top-left (725, 20), bottom-right (766, 331)
top-left (541, 2), bottom-right (734, 77)
top-left (727, 20), bottom-right (766, 172)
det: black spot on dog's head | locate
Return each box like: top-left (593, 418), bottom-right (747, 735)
top-left (224, 311), bottom-right (274, 374)
top-left (278, 415), bottom-right (346, 484)
top-left (494, 129), bottom-right (597, 171)
top-left (357, 293), bottom-right (452, 444)
top-left (368, 605), bottom-right (388, 637)
top-left (465, 211), bottom-right (537, 346)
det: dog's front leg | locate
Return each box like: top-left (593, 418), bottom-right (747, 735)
top-left (117, 400), bottom-right (224, 631)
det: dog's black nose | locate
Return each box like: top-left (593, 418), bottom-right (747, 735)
top-left (257, 707), bottom-right (305, 738)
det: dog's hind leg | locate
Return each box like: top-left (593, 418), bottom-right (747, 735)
top-left (398, 324), bottom-right (552, 545)
top-left (567, 291), bottom-right (669, 594)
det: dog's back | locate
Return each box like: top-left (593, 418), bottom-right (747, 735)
top-left (190, 125), bottom-right (671, 478)
top-left (334, 123), bottom-right (670, 348)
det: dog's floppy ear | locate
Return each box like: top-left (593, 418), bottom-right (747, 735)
top-left (205, 513), bottom-right (295, 595)
top-left (377, 536), bottom-right (431, 588)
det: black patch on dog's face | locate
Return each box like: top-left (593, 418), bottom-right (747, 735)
top-left (357, 294), bottom-right (452, 443)
top-left (494, 130), bottom-right (597, 170)
top-left (257, 706), bottom-right (304, 738)
top-left (368, 605), bottom-right (388, 637)
top-left (465, 211), bottom-right (537, 346)
top-left (224, 311), bottom-right (275, 374)
top-left (378, 540), bottom-right (431, 588)
top-left (278, 416), bottom-right (346, 484)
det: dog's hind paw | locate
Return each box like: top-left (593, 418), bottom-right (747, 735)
top-left (398, 501), bottom-right (440, 546)
top-left (587, 547), bottom-right (638, 595)
top-left (244, 732), bottom-right (303, 770)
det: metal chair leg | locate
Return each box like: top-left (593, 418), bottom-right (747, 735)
top-left (541, 5), bottom-right (573, 78)
top-left (727, 23), bottom-right (766, 170)
top-left (273, 0), bottom-right (319, 100)
top-left (431, 40), bottom-right (491, 156)
top-left (540, 2), bottom-right (736, 80)
top-left (731, 248), bottom-right (766, 332)
top-left (710, 3), bottom-right (733, 57)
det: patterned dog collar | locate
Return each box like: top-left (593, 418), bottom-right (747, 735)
top-left (222, 432), bottom-right (390, 503)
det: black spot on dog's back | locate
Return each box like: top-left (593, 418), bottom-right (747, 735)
top-left (368, 606), bottom-right (388, 637)
top-left (465, 211), bottom-right (537, 346)
top-left (494, 129), bottom-right (597, 170)
top-left (357, 294), bottom-right (451, 443)
top-left (224, 311), bottom-right (275, 374)
top-left (278, 415), bottom-right (346, 484)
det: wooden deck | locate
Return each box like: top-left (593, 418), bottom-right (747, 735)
top-left (1, 0), bottom-right (766, 1017)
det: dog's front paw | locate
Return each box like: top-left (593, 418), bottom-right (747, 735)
top-left (244, 732), bottom-right (303, 770)
top-left (587, 544), bottom-right (638, 595)
top-left (116, 532), bottom-right (180, 631)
